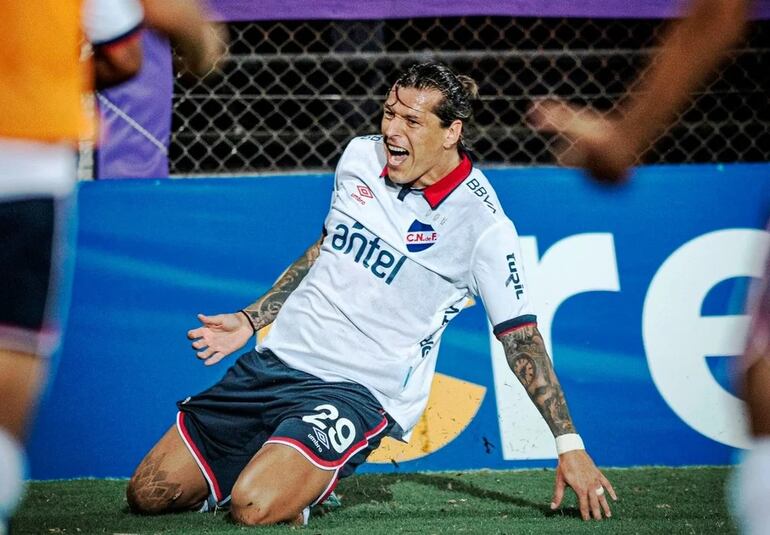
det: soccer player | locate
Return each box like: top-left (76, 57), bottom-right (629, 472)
top-left (126, 62), bottom-right (617, 526)
top-left (737, 257), bottom-right (770, 535)
top-left (0, 3), bottom-right (144, 528)
top-left (0, 1), bottom-right (224, 530)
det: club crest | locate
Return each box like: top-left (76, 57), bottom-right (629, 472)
top-left (405, 220), bottom-right (438, 252)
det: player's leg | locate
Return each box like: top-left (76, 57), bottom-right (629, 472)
top-left (229, 375), bottom-right (393, 526)
top-left (127, 350), bottom-right (277, 515)
top-left (0, 351), bottom-right (43, 522)
top-left (731, 357), bottom-right (770, 535)
top-left (0, 351), bottom-right (45, 441)
top-left (0, 196), bottom-right (64, 524)
top-left (229, 443), bottom-right (334, 525)
top-left (745, 355), bottom-right (770, 436)
top-left (730, 257), bottom-right (770, 535)
top-left (126, 425), bottom-right (209, 514)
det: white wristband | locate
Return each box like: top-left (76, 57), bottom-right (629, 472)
top-left (555, 433), bottom-right (585, 455)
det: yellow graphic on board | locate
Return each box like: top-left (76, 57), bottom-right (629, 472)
top-left (368, 372), bottom-right (486, 463)
top-left (257, 294), bottom-right (483, 462)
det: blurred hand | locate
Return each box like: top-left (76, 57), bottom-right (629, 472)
top-left (187, 312), bottom-right (252, 366)
top-left (184, 22), bottom-right (229, 77)
top-left (551, 449), bottom-right (617, 521)
top-left (528, 100), bottom-right (638, 184)
top-left (141, 0), bottom-right (229, 78)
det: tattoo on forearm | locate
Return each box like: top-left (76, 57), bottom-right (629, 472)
top-left (242, 237), bottom-right (322, 331)
top-left (501, 325), bottom-right (576, 436)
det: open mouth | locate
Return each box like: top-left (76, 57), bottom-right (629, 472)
top-left (386, 143), bottom-right (410, 166)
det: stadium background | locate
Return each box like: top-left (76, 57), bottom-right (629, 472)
top-left (29, 1), bottom-right (770, 479)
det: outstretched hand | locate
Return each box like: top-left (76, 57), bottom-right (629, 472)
top-left (551, 449), bottom-right (617, 521)
top-left (528, 100), bottom-right (638, 184)
top-left (187, 312), bottom-right (254, 366)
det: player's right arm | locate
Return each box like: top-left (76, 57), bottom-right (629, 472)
top-left (187, 234), bottom-right (324, 366)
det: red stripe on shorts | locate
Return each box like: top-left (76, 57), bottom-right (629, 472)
top-left (176, 411), bottom-right (223, 502)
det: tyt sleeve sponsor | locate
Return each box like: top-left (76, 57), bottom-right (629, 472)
top-left (83, 0), bottom-right (144, 46)
top-left (470, 219), bottom-right (537, 338)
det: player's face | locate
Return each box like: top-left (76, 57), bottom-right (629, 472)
top-left (381, 86), bottom-right (460, 187)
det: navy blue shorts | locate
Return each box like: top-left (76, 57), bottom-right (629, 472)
top-left (176, 349), bottom-right (393, 505)
top-left (0, 197), bottom-right (63, 355)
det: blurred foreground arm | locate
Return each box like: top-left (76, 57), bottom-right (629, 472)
top-left (141, 0), bottom-right (227, 76)
top-left (530, 0), bottom-right (750, 182)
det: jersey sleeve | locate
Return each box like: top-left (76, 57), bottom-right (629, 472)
top-left (82, 0), bottom-right (144, 46)
top-left (323, 137), bottom-right (359, 229)
top-left (470, 219), bottom-right (537, 338)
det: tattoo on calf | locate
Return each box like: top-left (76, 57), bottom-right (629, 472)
top-left (242, 238), bottom-right (322, 331)
top-left (501, 325), bottom-right (576, 436)
top-left (128, 452), bottom-right (183, 512)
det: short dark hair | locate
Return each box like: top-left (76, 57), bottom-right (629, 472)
top-left (393, 62), bottom-right (479, 150)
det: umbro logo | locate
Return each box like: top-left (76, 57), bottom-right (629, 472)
top-left (352, 185), bottom-right (374, 205)
top-left (313, 427), bottom-right (330, 449)
top-left (357, 185), bottom-right (373, 198)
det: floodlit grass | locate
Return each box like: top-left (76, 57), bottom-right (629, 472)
top-left (14, 466), bottom-right (736, 534)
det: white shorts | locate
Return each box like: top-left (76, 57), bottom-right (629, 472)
top-left (0, 138), bottom-right (76, 199)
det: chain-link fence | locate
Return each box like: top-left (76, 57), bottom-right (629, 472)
top-left (171, 17), bottom-right (769, 175)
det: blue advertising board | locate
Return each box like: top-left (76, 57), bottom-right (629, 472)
top-left (27, 163), bottom-right (770, 479)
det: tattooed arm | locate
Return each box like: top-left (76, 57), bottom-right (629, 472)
top-left (500, 324), bottom-right (617, 521)
top-left (240, 235), bottom-right (323, 332)
top-left (186, 235), bottom-right (323, 366)
top-left (500, 324), bottom-right (575, 437)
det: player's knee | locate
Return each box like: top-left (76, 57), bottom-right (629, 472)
top-left (126, 476), bottom-right (163, 514)
top-left (126, 472), bottom-right (178, 515)
top-left (230, 485), bottom-right (299, 526)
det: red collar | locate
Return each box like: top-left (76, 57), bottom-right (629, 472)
top-left (380, 153), bottom-right (473, 209)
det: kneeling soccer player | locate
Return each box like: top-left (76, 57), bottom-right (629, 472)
top-left (126, 62), bottom-right (616, 525)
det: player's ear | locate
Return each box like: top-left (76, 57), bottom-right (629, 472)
top-left (444, 119), bottom-right (463, 149)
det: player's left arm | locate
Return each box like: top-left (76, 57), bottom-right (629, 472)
top-left (499, 324), bottom-right (617, 521)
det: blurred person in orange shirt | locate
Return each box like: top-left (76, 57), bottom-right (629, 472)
top-left (0, 1), bottom-right (225, 530)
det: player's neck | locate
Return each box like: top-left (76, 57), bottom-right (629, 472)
top-left (413, 150), bottom-right (462, 189)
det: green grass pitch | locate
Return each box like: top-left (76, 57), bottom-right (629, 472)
top-left (13, 466), bottom-right (736, 534)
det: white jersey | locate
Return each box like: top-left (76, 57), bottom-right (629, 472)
top-left (261, 135), bottom-right (536, 438)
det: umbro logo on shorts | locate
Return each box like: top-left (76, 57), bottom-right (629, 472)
top-left (313, 427), bottom-right (330, 449)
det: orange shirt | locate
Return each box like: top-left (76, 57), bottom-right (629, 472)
top-left (0, 2), bottom-right (89, 142)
